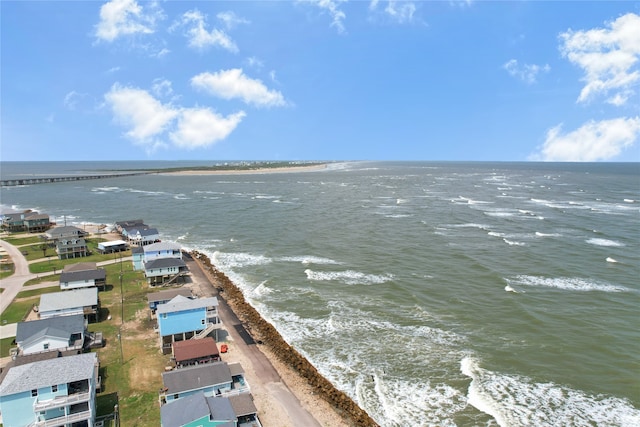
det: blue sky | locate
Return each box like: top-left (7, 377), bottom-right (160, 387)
top-left (2, 1), bottom-right (639, 162)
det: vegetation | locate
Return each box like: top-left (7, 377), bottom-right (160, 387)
top-left (0, 336), bottom-right (15, 358)
top-left (1, 296), bottom-right (38, 324)
top-left (111, 160), bottom-right (327, 173)
top-left (89, 261), bottom-right (165, 425)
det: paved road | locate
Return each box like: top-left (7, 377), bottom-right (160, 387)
top-left (0, 239), bottom-right (40, 315)
top-left (184, 253), bottom-right (321, 427)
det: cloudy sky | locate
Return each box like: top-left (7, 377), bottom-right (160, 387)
top-left (2, 1), bottom-right (639, 162)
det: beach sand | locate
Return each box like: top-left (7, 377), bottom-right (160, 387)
top-left (157, 163), bottom-right (328, 176)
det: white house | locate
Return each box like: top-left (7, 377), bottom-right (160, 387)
top-left (59, 267), bottom-right (106, 290)
top-left (39, 287), bottom-right (99, 322)
top-left (15, 314), bottom-right (86, 355)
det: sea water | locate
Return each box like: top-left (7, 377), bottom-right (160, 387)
top-left (2, 161), bottom-right (639, 426)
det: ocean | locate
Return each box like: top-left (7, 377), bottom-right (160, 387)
top-left (1, 161), bottom-right (639, 426)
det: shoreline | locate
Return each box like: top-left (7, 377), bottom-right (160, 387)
top-left (157, 163), bottom-right (329, 176)
top-left (191, 250), bottom-right (378, 427)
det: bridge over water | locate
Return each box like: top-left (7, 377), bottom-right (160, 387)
top-left (0, 171), bottom-right (154, 187)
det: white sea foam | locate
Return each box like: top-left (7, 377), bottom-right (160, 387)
top-left (279, 255), bottom-right (342, 265)
top-left (213, 251), bottom-right (272, 268)
top-left (461, 357), bottom-right (640, 427)
top-left (624, 199), bottom-right (635, 203)
top-left (503, 238), bottom-right (525, 246)
top-left (606, 257), bottom-right (618, 263)
top-left (535, 231), bottom-right (561, 237)
top-left (507, 275), bottom-right (630, 293)
top-left (587, 238), bottom-right (624, 247)
top-left (304, 269), bottom-right (393, 285)
top-left (488, 231), bottom-right (505, 237)
top-left (504, 285), bottom-right (521, 293)
top-left (253, 281), bottom-right (273, 296)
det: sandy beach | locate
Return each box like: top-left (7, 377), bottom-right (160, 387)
top-left (158, 163), bottom-right (328, 176)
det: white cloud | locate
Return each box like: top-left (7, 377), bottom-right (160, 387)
top-left (304, 0), bottom-right (347, 34)
top-left (63, 91), bottom-right (87, 110)
top-left (170, 108), bottom-right (246, 149)
top-left (106, 66), bottom-right (121, 74)
top-left (503, 59), bottom-right (550, 84)
top-left (152, 48), bottom-right (170, 58)
top-left (104, 83), bottom-right (245, 152)
top-left (246, 56), bottom-right (264, 69)
top-left (94, 0), bottom-right (162, 42)
top-left (531, 117), bottom-right (640, 161)
top-left (152, 78), bottom-right (173, 98)
top-left (216, 11), bottom-right (250, 30)
top-left (370, 1), bottom-right (416, 24)
top-left (559, 13), bottom-right (640, 106)
top-left (104, 84), bottom-right (178, 143)
top-left (192, 69), bottom-right (286, 108)
top-left (174, 9), bottom-right (238, 52)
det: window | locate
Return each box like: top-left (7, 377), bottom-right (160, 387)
top-left (31, 389), bottom-right (38, 397)
top-left (52, 385), bottom-right (58, 392)
top-left (43, 343), bottom-right (49, 350)
top-left (162, 313), bottom-right (167, 319)
top-left (201, 319), bottom-right (205, 325)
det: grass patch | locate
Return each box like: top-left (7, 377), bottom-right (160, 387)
top-left (0, 264), bottom-right (14, 279)
top-left (89, 263), bottom-right (164, 425)
top-left (29, 247), bottom-right (131, 274)
top-left (0, 336), bottom-right (16, 358)
top-left (16, 285), bottom-right (60, 299)
top-left (0, 296), bottom-right (38, 323)
top-left (3, 235), bottom-right (44, 246)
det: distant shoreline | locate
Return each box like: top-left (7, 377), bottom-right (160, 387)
top-left (158, 163), bottom-right (328, 176)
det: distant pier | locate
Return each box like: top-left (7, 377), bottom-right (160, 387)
top-left (0, 171), bottom-right (154, 187)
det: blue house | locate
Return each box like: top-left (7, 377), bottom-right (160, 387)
top-left (143, 241), bottom-right (183, 261)
top-left (157, 295), bottom-right (220, 354)
top-left (0, 352), bottom-right (98, 427)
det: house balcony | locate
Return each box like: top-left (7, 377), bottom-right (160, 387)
top-left (33, 390), bottom-right (91, 411)
top-left (31, 409), bottom-right (92, 427)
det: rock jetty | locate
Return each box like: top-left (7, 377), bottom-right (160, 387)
top-left (191, 250), bottom-right (379, 427)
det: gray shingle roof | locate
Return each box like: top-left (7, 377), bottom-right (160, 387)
top-left (144, 258), bottom-right (187, 270)
top-left (16, 314), bottom-right (85, 343)
top-left (0, 352), bottom-right (97, 396)
top-left (156, 296), bottom-right (218, 315)
top-left (143, 241), bottom-right (182, 252)
top-left (39, 288), bottom-right (98, 312)
top-left (160, 392), bottom-right (237, 427)
top-left (147, 288), bottom-right (193, 304)
top-left (162, 361), bottom-right (232, 394)
top-left (229, 393), bottom-right (258, 417)
top-left (59, 268), bottom-right (106, 283)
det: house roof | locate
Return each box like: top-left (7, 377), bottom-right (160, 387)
top-left (228, 393), bottom-right (258, 417)
top-left (227, 363), bottom-right (244, 377)
top-left (147, 288), bottom-right (193, 304)
top-left (162, 361), bottom-right (232, 394)
top-left (24, 213), bottom-right (50, 221)
top-left (160, 392), bottom-right (236, 427)
top-left (115, 219), bottom-right (145, 227)
top-left (156, 296), bottom-right (218, 315)
top-left (46, 225), bottom-right (85, 238)
top-left (63, 262), bottom-right (97, 273)
top-left (132, 246), bottom-right (144, 254)
top-left (98, 240), bottom-right (128, 248)
top-left (39, 287), bottom-right (98, 312)
top-left (21, 327), bottom-right (70, 349)
top-left (16, 314), bottom-right (85, 343)
top-left (144, 258), bottom-right (187, 270)
top-left (132, 228), bottom-right (159, 237)
top-left (59, 268), bottom-right (106, 283)
top-left (173, 337), bottom-right (219, 362)
top-left (144, 241), bottom-right (182, 253)
top-left (0, 352), bottom-right (96, 396)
